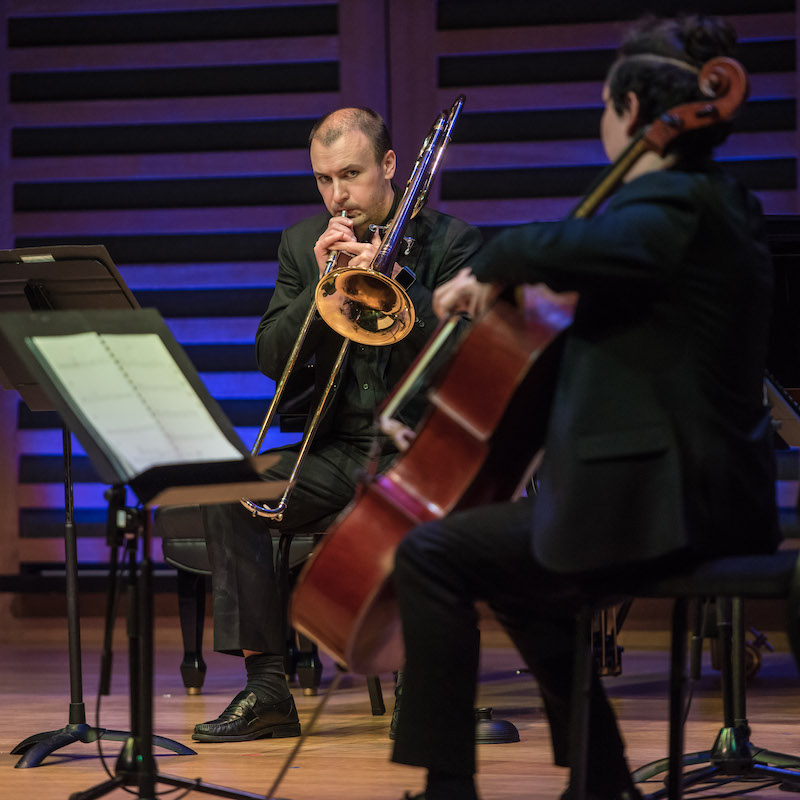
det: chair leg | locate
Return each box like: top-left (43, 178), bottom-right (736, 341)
top-left (294, 631), bottom-right (323, 695)
top-left (366, 675), bottom-right (385, 716)
top-left (176, 569), bottom-right (207, 694)
top-left (568, 606), bottom-right (595, 800)
top-left (667, 597), bottom-right (688, 800)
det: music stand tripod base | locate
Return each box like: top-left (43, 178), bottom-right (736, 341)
top-left (630, 596), bottom-right (800, 799)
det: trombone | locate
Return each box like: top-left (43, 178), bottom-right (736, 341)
top-left (241, 95), bottom-right (465, 520)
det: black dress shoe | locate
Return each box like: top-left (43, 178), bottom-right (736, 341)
top-left (193, 691), bottom-right (301, 742)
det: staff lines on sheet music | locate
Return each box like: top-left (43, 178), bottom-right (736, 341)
top-left (104, 333), bottom-right (242, 469)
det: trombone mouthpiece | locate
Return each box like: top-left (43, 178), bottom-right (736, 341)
top-left (324, 210), bottom-right (349, 271)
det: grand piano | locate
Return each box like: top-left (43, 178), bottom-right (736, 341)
top-left (765, 215), bottom-right (800, 537)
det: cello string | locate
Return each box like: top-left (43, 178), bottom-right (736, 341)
top-left (379, 314), bottom-right (462, 425)
top-left (263, 668), bottom-right (345, 800)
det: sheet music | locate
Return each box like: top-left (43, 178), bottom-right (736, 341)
top-left (765, 373), bottom-right (800, 448)
top-left (28, 331), bottom-right (243, 479)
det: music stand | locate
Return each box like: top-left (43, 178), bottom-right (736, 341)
top-left (0, 307), bottom-right (291, 800)
top-left (0, 245), bottom-right (196, 767)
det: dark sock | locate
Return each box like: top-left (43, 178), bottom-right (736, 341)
top-left (244, 653), bottom-right (290, 704)
top-left (425, 773), bottom-right (478, 800)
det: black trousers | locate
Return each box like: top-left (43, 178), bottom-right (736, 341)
top-left (202, 437), bottom-right (396, 656)
top-left (391, 497), bottom-right (665, 790)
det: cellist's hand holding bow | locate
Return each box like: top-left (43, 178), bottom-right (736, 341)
top-left (432, 267), bottom-right (501, 321)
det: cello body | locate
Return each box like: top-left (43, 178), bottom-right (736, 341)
top-left (291, 292), bottom-right (572, 674)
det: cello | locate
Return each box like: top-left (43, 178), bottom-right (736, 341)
top-left (290, 56), bottom-right (750, 675)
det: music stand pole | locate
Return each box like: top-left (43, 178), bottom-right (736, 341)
top-left (63, 425), bottom-right (83, 721)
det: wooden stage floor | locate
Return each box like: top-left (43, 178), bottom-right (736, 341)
top-left (1, 619), bottom-right (800, 800)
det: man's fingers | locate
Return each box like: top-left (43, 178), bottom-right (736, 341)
top-left (333, 239), bottom-right (378, 269)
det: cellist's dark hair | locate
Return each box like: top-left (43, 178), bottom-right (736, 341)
top-left (606, 14), bottom-right (739, 157)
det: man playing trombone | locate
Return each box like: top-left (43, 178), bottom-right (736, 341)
top-left (192, 107), bottom-right (481, 743)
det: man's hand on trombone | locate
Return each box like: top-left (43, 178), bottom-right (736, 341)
top-left (313, 213), bottom-right (358, 277)
top-left (313, 213), bottom-right (405, 279)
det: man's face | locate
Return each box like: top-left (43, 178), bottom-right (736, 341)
top-left (310, 129), bottom-right (396, 238)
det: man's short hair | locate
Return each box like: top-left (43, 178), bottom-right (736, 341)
top-left (308, 107), bottom-right (393, 164)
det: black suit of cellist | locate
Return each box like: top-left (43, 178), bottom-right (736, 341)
top-left (391, 14), bottom-right (785, 798)
top-left (391, 163), bottom-right (781, 797)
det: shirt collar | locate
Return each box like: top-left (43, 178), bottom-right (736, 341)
top-left (375, 184), bottom-right (401, 231)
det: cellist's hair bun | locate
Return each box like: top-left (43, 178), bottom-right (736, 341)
top-left (680, 15), bottom-right (737, 65)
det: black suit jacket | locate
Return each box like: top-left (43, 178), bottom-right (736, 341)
top-left (470, 164), bottom-right (781, 573)
top-left (255, 204), bottom-right (482, 437)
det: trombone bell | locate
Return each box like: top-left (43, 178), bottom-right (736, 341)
top-left (315, 267), bottom-right (415, 345)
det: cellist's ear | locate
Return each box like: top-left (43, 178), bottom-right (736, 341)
top-left (623, 91), bottom-right (641, 136)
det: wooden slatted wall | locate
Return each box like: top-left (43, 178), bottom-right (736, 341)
top-left (428, 0), bottom-right (798, 227)
top-left (0, 0), bottom-right (797, 616)
top-left (1, 0), bottom-right (394, 596)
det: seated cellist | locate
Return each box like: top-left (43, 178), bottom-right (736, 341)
top-left (390, 13), bottom-right (781, 800)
